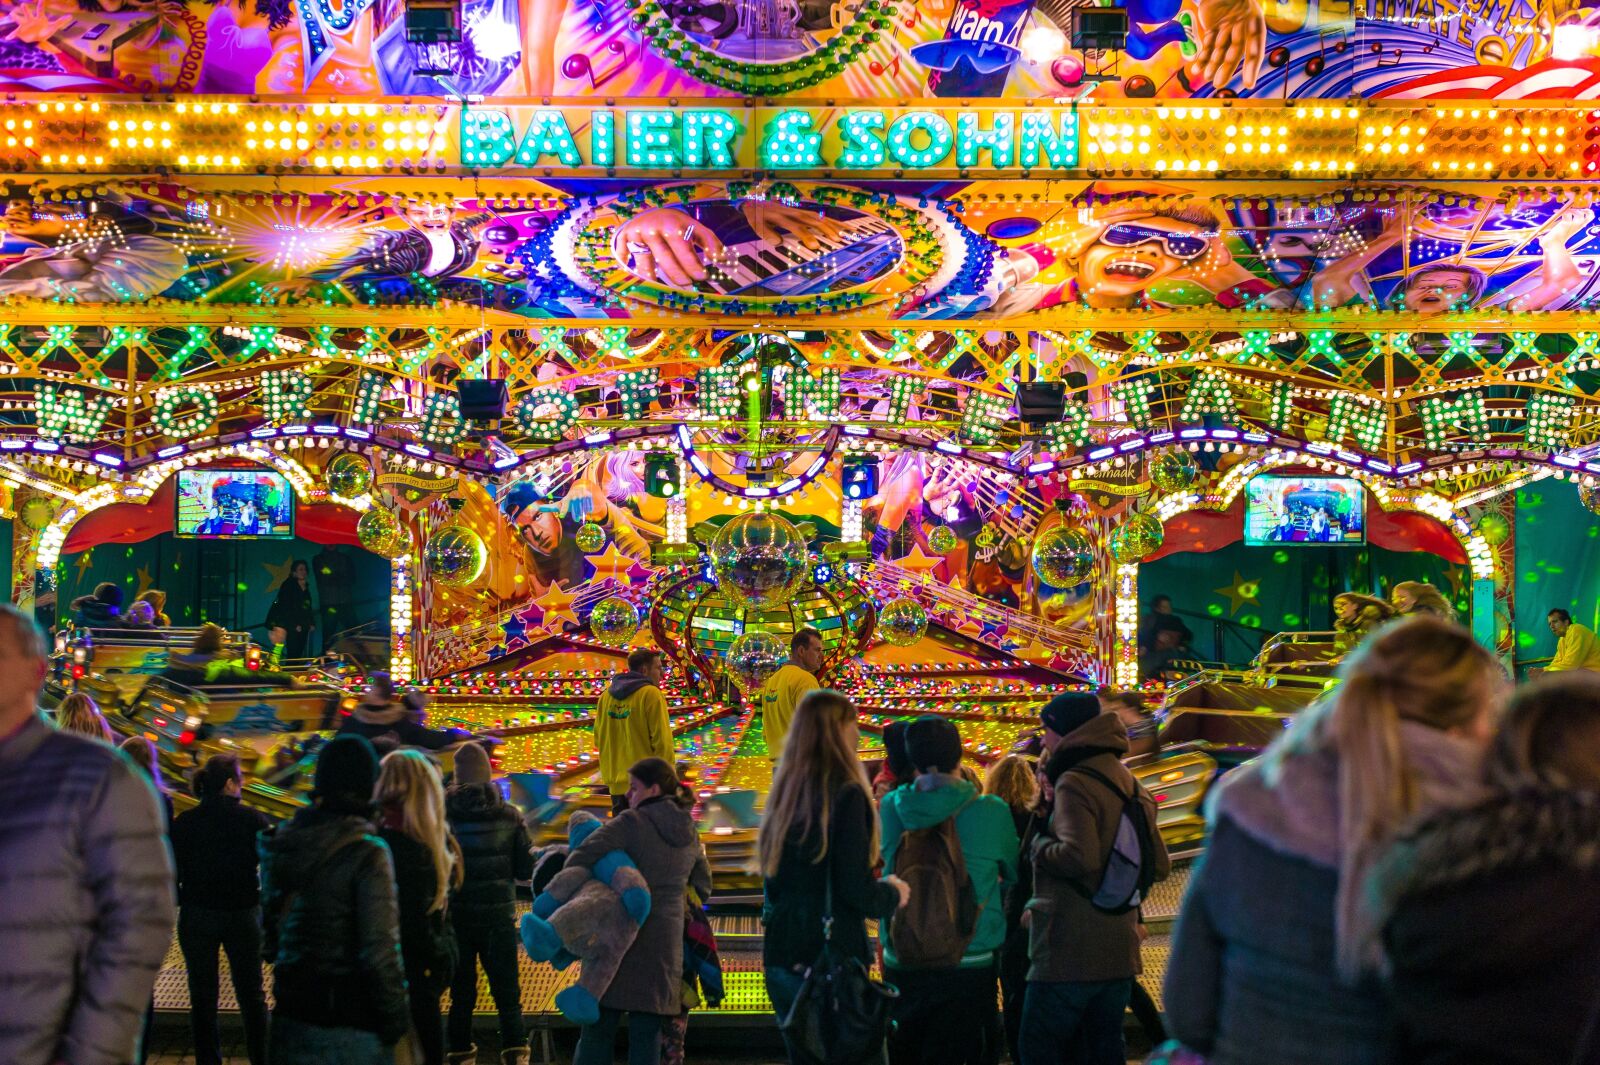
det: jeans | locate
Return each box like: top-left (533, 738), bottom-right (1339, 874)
top-left (447, 912), bottom-right (526, 1052)
top-left (269, 1016), bottom-right (391, 1065)
top-left (573, 1007), bottom-right (666, 1065)
top-left (1019, 979), bottom-right (1130, 1065)
top-left (179, 905), bottom-right (270, 1065)
top-left (884, 961), bottom-right (1000, 1065)
top-left (765, 966), bottom-right (888, 1065)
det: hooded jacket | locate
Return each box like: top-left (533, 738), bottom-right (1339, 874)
top-left (880, 774), bottom-right (1019, 969)
top-left (1163, 719), bottom-right (1484, 1065)
top-left (444, 781), bottom-right (534, 922)
top-left (259, 806), bottom-right (410, 1043)
top-left (69, 594), bottom-right (123, 628)
top-left (594, 671), bottom-right (672, 796)
top-left (338, 701), bottom-right (460, 750)
top-left (1372, 787), bottom-right (1600, 1065)
top-left (1027, 711), bottom-right (1170, 983)
top-left (564, 795), bottom-right (712, 1015)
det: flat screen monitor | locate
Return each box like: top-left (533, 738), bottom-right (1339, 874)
top-left (1243, 475), bottom-right (1365, 546)
top-left (175, 469), bottom-right (294, 539)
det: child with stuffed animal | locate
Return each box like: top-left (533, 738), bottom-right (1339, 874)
top-left (521, 758), bottom-right (711, 1065)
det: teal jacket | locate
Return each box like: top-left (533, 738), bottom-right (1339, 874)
top-left (880, 776), bottom-right (1020, 969)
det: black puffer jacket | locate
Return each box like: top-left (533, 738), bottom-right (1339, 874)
top-left (379, 825), bottom-right (457, 988)
top-left (445, 782), bottom-right (533, 922)
top-left (259, 807), bottom-right (410, 1043)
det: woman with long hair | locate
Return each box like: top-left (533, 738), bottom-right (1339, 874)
top-left (1163, 616), bottom-right (1505, 1065)
top-left (1332, 592), bottom-right (1397, 654)
top-left (759, 690), bottom-right (910, 1064)
top-left (566, 757), bottom-right (711, 1065)
top-left (984, 754), bottom-right (1038, 1065)
top-left (374, 750), bottom-right (462, 1065)
top-left (1390, 580), bottom-right (1456, 623)
top-left (1371, 671), bottom-right (1600, 1065)
top-left (55, 690), bottom-right (113, 742)
top-left (120, 734), bottom-right (173, 828)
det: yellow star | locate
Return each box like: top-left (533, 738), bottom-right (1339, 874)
top-left (1215, 571), bottom-right (1261, 616)
top-left (585, 543), bottom-right (647, 585)
top-left (263, 556), bottom-right (295, 593)
top-left (533, 583), bottom-right (580, 630)
top-left (135, 565), bottom-right (154, 598)
top-left (74, 550), bottom-right (94, 579)
top-left (895, 543), bottom-right (944, 577)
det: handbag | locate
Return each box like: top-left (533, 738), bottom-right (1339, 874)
top-left (779, 871), bottom-right (899, 1065)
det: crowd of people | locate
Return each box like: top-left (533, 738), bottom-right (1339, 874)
top-left (9, 591), bottom-right (1600, 1065)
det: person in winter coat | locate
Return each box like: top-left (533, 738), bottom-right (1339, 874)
top-left (596, 649), bottom-right (675, 815)
top-left (985, 755), bottom-right (1039, 1065)
top-left (340, 672), bottom-right (469, 751)
top-left (879, 716), bottom-right (1018, 1065)
top-left (171, 754), bottom-right (272, 1065)
top-left (1370, 670), bottom-right (1600, 1065)
top-left (267, 559), bottom-right (317, 659)
top-left (0, 604), bottom-right (175, 1065)
top-left (260, 733), bottom-right (410, 1064)
top-left (1163, 617), bottom-right (1503, 1065)
top-left (69, 580), bottom-right (125, 627)
top-left (1022, 692), bottom-right (1171, 1065)
top-left (759, 689), bottom-right (911, 1065)
top-left (568, 757), bottom-right (713, 1065)
top-left (375, 750), bottom-right (463, 1065)
top-left (163, 624), bottom-right (297, 689)
top-left (444, 740), bottom-right (535, 1065)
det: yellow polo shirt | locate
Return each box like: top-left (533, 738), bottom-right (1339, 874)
top-left (1549, 623), bottom-right (1600, 673)
top-left (760, 663), bottom-right (819, 762)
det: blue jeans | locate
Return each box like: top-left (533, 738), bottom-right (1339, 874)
top-left (573, 1007), bottom-right (666, 1065)
top-left (1018, 979), bottom-right (1131, 1065)
top-left (765, 966), bottom-right (888, 1065)
top-left (268, 1016), bottom-right (392, 1065)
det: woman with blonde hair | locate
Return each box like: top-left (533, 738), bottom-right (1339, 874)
top-left (120, 734), bottom-right (173, 828)
top-left (374, 750), bottom-right (462, 1065)
top-left (1164, 616), bottom-right (1504, 1065)
top-left (1372, 671), bottom-right (1600, 1065)
top-left (55, 690), bottom-right (113, 742)
top-left (1391, 580), bottom-right (1456, 623)
top-left (1332, 592), bottom-right (1398, 654)
top-left (759, 690), bottom-right (910, 1064)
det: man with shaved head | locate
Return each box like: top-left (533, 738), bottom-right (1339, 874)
top-left (0, 604), bottom-right (175, 1065)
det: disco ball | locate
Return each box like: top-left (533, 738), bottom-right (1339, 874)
top-left (357, 507), bottom-right (408, 560)
top-left (878, 596), bottom-right (928, 647)
top-left (424, 524), bottom-right (487, 587)
top-left (588, 595), bottom-right (639, 647)
top-left (1031, 525), bottom-right (1094, 587)
top-left (1582, 483), bottom-right (1600, 516)
top-left (1149, 451), bottom-right (1199, 495)
top-left (727, 629), bottom-right (785, 695)
top-left (575, 521), bottom-right (607, 553)
top-left (324, 453), bottom-right (373, 497)
top-left (709, 512), bottom-right (808, 608)
top-left (1109, 513), bottom-right (1165, 563)
top-left (1474, 511), bottom-right (1511, 547)
top-left (927, 525), bottom-right (959, 555)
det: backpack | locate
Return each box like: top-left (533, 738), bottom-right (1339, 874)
top-left (889, 797), bottom-right (979, 968)
top-left (1067, 763), bottom-right (1158, 915)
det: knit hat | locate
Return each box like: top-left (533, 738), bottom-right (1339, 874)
top-left (881, 719), bottom-right (914, 780)
top-left (454, 741), bottom-right (493, 786)
top-left (1040, 692), bottom-right (1101, 739)
top-left (904, 715), bottom-right (963, 775)
top-left (312, 734), bottom-right (379, 804)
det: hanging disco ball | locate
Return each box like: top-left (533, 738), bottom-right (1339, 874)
top-left (1474, 511), bottom-right (1511, 547)
top-left (424, 524), bottom-right (487, 587)
top-left (1148, 450), bottom-right (1199, 495)
top-left (324, 453), bottom-right (373, 497)
top-left (708, 512), bottom-right (809, 608)
top-left (1581, 483), bottom-right (1600, 516)
top-left (878, 596), bottom-right (928, 647)
top-left (1031, 525), bottom-right (1094, 587)
top-left (588, 595), bottom-right (640, 647)
top-left (574, 521), bottom-right (607, 553)
top-left (1109, 513), bottom-right (1165, 563)
top-left (927, 525), bottom-right (959, 555)
top-left (357, 507), bottom-right (408, 560)
top-left (726, 629), bottom-right (786, 695)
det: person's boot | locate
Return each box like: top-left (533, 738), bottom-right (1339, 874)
top-left (500, 1048), bottom-right (530, 1065)
top-left (447, 1048), bottom-right (477, 1065)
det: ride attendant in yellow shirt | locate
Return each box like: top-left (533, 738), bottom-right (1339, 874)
top-left (1546, 609), bottom-right (1600, 673)
top-left (595, 648), bottom-right (674, 814)
top-left (760, 628), bottom-right (824, 763)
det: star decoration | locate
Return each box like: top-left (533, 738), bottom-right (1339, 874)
top-left (74, 550), bottom-right (94, 580)
top-left (135, 565), bottom-right (154, 598)
top-left (894, 543), bottom-right (945, 577)
top-left (532, 583), bottom-right (580, 630)
top-left (1215, 571), bottom-right (1261, 616)
top-left (263, 556), bottom-right (295, 593)
top-left (585, 544), bottom-right (646, 585)
top-left (501, 614), bottom-right (527, 644)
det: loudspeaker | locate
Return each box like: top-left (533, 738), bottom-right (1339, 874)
top-left (457, 379), bottom-right (508, 423)
top-left (1071, 7), bottom-right (1128, 50)
top-left (1016, 381), bottom-right (1067, 425)
top-left (405, 0), bottom-right (460, 42)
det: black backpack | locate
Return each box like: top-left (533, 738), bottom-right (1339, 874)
top-left (1066, 764), bottom-right (1158, 915)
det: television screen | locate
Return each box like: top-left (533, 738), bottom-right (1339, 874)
top-left (176, 469), bottom-right (294, 539)
top-left (1243, 475), bottom-right (1365, 546)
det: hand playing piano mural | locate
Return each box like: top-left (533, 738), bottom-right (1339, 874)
top-left (615, 207), bottom-right (728, 287)
top-left (739, 200), bottom-right (851, 252)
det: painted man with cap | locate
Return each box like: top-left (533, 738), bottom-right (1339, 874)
top-left (1021, 693), bottom-right (1170, 1065)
